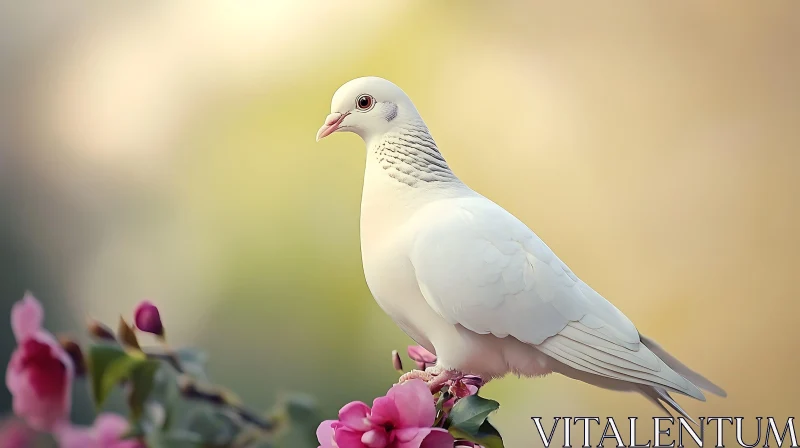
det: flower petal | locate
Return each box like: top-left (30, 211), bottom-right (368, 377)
top-left (361, 428), bottom-right (389, 448)
top-left (6, 333), bottom-right (73, 432)
top-left (93, 413), bottom-right (131, 445)
top-left (394, 427), bottom-right (454, 448)
top-left (406, 346), bottom-right (436, 364)
top-left (11, 293), bottom-right (44, 342)
top-left (386, 380), bottom-right (436, 428)
top-left (53, 422), bottom-right (96, 448)
top-left (317, 420), bottom-right (338, 448)
top-left (368, 394), bottom-right (399, 427)
top-left (338, 401), bottom-right (373, 431)
top-left (460, 375), bottom-right (485, 388)
top-left (333, 427), bottom-right (370, 448)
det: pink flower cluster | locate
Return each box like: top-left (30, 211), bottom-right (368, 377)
top-left (317, 380), bottom-right (454, 448)
top-left (319, 346), bottom-right (487, 448)
top-left (3, 293), bottom-right (144, 448)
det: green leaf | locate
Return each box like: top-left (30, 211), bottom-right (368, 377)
top-left (87, 345), bottom-right (130, 408)
top-left (88, 344), bottom-right (159, 418)
top-left (450, 420), bottom-right (505, 448)
top-left (128, 359), bottom-right (160, 422)
top-left (103, 355), bottom-right (143, 400)
top-left (446, 395), bottom-right (499, 434)
top-left (148, 367), bottom-right (180, 430)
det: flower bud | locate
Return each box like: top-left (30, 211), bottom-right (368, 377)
top-left (391, 350), bottom-right (404, 372)
top-left (58, 336), bottom-right (86, 376)
top-left (86, 318), bottom-right (115, 341)
top-left (134, 300), bottom-right (164, 337)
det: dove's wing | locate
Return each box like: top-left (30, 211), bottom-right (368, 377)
top-left (410, 196), bottom-right (704, 400)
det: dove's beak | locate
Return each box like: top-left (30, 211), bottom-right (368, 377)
top-left (316, 112), bottom-right (349, 142)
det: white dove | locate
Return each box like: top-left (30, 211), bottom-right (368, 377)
top-left (316, 76), bottom-right (725, 419)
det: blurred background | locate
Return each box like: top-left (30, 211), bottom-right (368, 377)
top-left (1, 1), bottom-right (798, 446)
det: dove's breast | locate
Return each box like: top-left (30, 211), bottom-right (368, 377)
top-left (357, 146), bottom-right (529, 376)
top-left (359, 180), bottom-right (436, 350)
top-left (358, 160), bottom-right (467, 352)
top-left (360, 190), bottom-right (552, 378)
top-left (361, 232), bottom-right (438, 351)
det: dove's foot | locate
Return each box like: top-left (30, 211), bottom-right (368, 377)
top-left (425, 368), bottom-right (462, 393)
top-left (398, 369), bottom-right (434, 384)
top-left (398, 366), bottom-right (467, 392)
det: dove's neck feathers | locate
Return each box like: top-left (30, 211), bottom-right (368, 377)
top-left (360, 114), bottom-right (474, 247)
top-left (365, 116), bottom-right (460, 189)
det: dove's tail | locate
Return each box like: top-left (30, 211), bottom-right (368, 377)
top-left (638, 385), bottom-right (696, 423)
top-left (639, 334), bottom-right (727, 398)
top-left (536, 332), bottom-right (725, 422)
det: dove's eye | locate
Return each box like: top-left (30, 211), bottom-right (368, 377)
top-left (356, 94), bottom-right (375, 111)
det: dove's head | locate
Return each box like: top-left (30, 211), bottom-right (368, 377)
top-left (316, 77), bottom-right (419, 143)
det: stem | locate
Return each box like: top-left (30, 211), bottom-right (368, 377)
top-left (90, 324), bottom-right (278, 433)
top-left (179, 379), bottom-right (277, 431)
top-left (145, 347), bottom-right (277, 432)
top-left (434, 390), bottom-right (451, 427)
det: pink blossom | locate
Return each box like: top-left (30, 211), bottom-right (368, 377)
top-left (406, 346), bottom-right (437, 371)
top-left (55, 413), bottom-right (143, 448)
top-left (5, 293), bottom-right (74, 432)
top-left (317, 380), bottom-right (454, 448)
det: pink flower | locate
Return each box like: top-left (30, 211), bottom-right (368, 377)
top-left (55, 413), bottom-right (143, 448)
top-left (406, 346), bottom-right (437, 371)
top-left (317, 380), bottom-right (454, 448)
top-left (133, 300), bottom-right (163, 336)
top-left (5, 293), bottom-right (74, 432)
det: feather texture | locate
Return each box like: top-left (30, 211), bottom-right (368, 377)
top-left (410, 196), bottom-right (708, 400)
